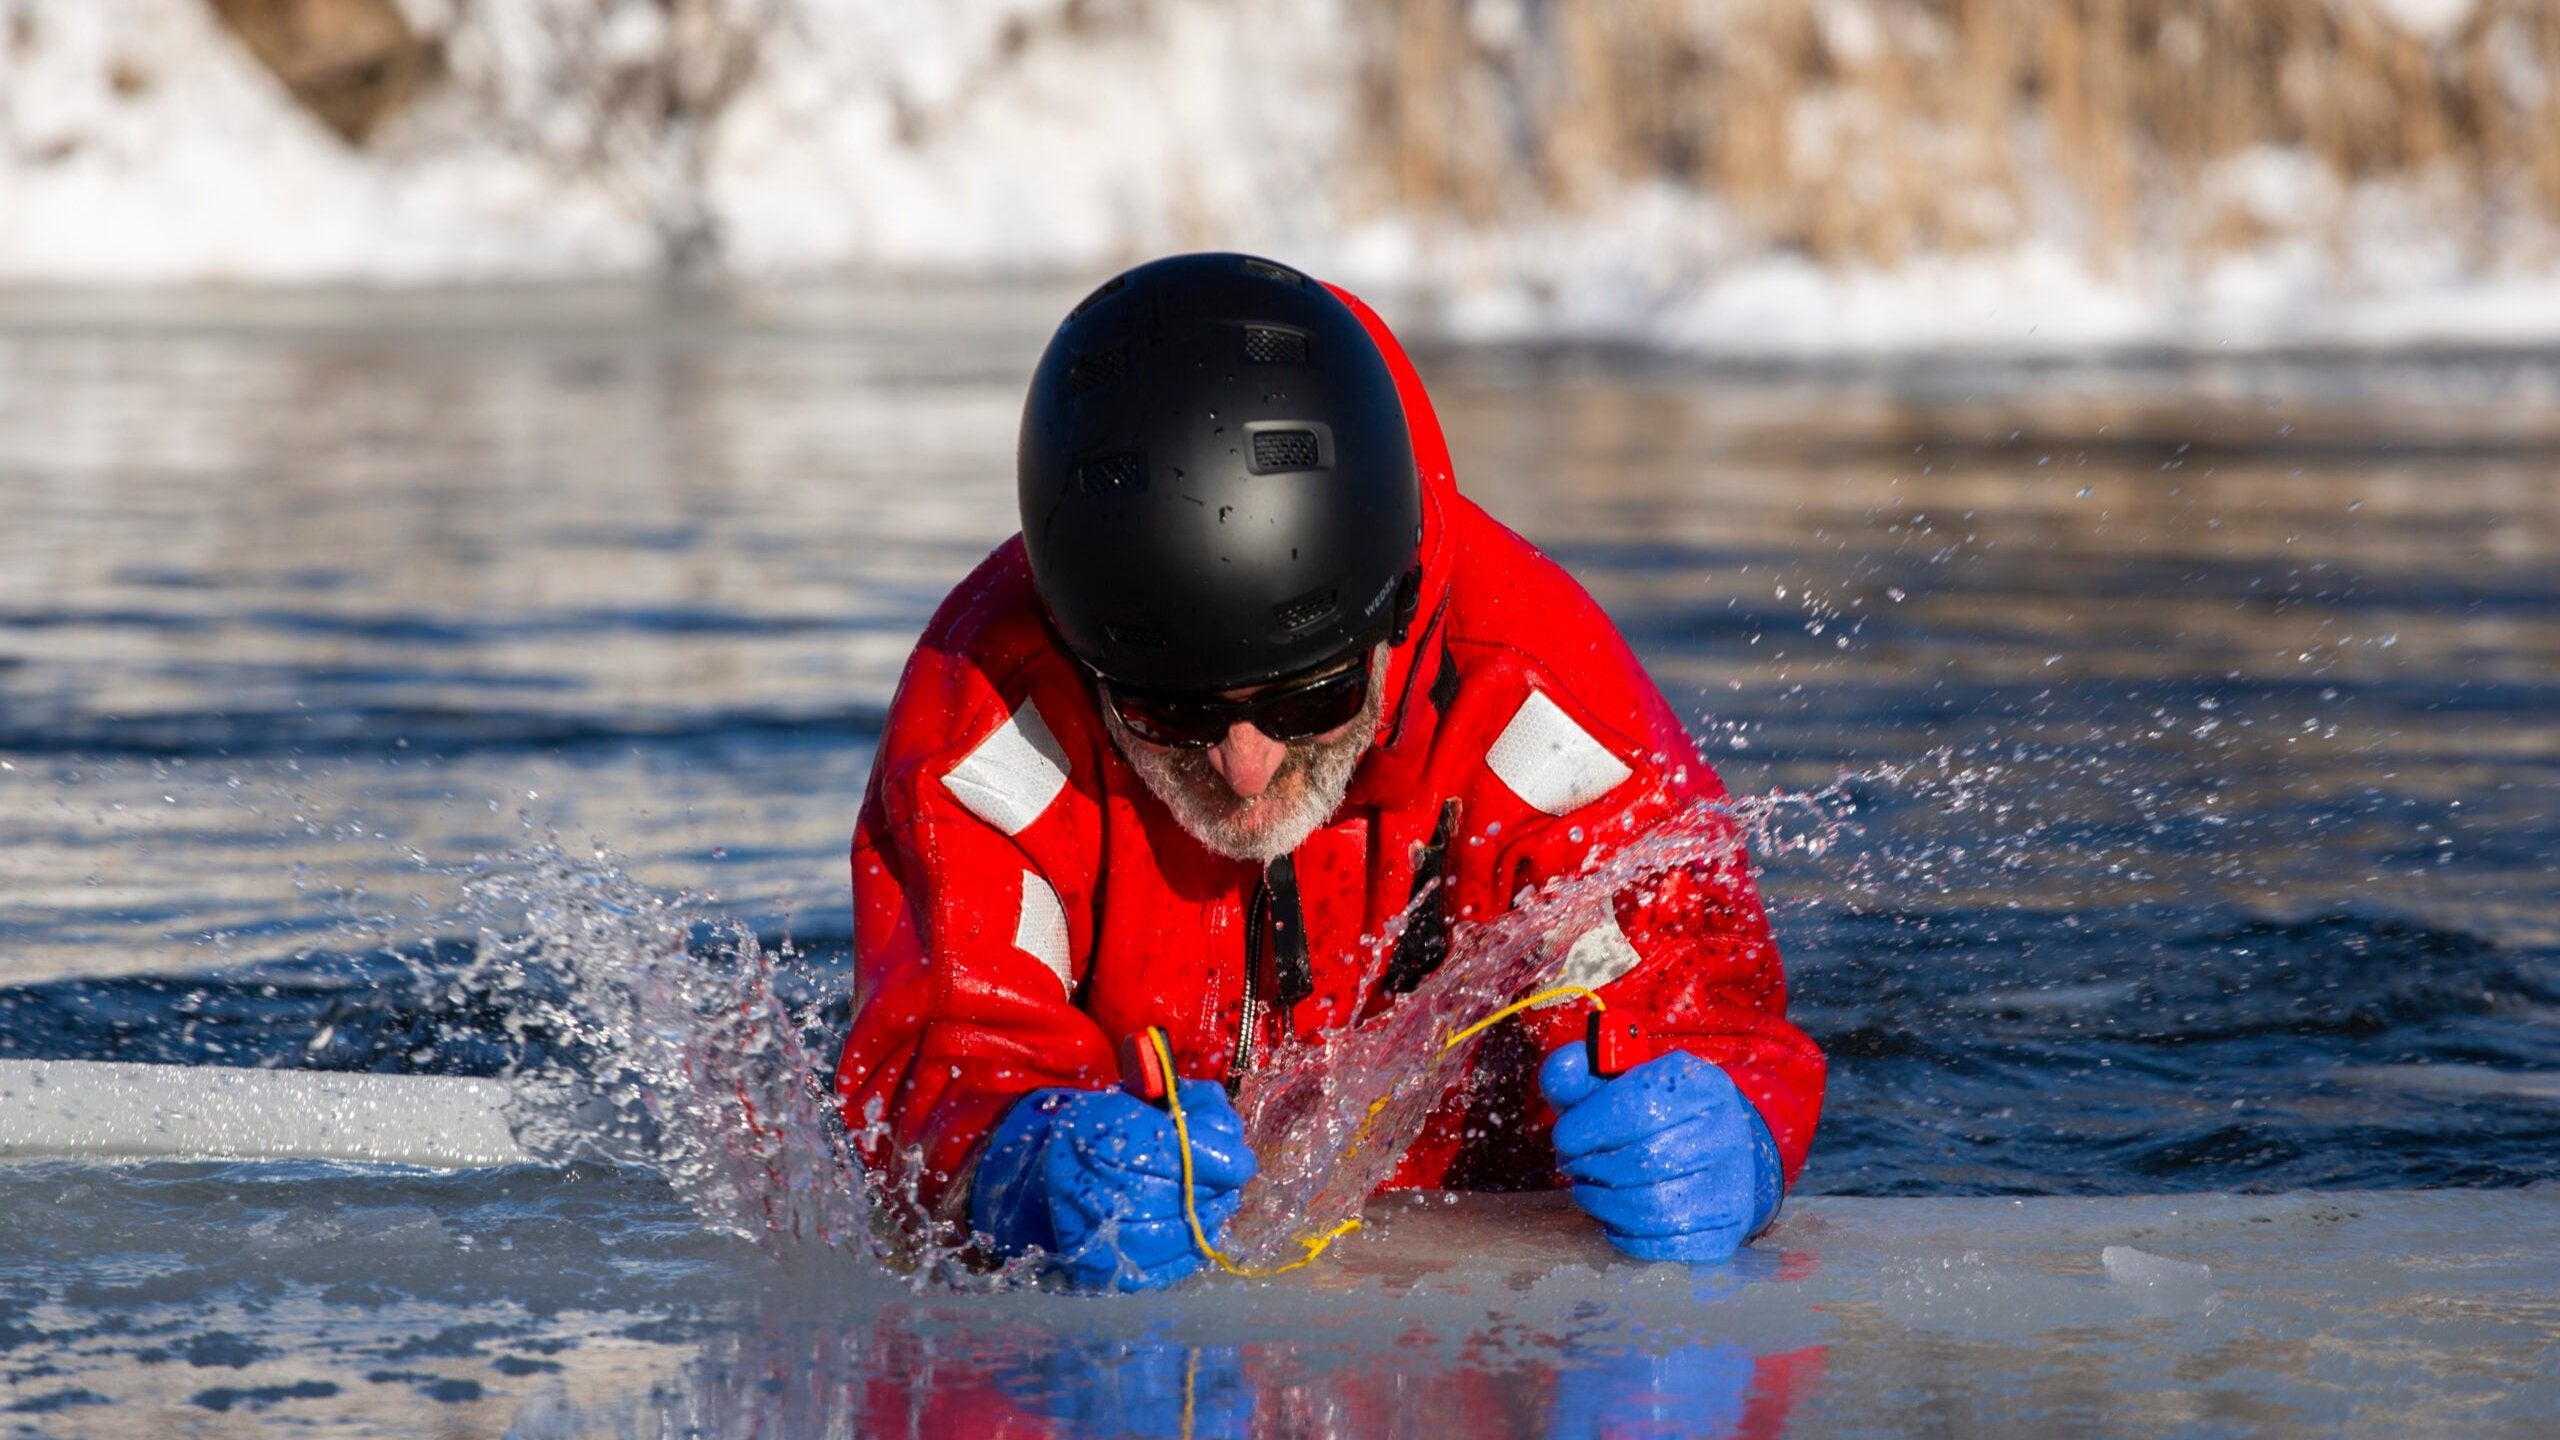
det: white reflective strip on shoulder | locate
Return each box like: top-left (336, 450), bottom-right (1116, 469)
top-left (1554, 913), bottom-right (1645, 994)
top-left (941, 700), bottom-right (1070, 836)
top-left (1012, 870), bottom-right (1072, 994)
top-left (1485, 690), bottom-right (1633, 816)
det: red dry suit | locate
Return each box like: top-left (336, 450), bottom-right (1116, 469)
top-left (836, 289), bottom-right (1824, 1222)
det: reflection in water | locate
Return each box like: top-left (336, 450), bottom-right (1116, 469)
top-left (631, 1306), bottom-right (1825, 1440)
top-left (10, 1152), bottom-right (2560, 1440)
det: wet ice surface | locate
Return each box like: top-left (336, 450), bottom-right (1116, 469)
top-left (5, 1164), bottom-right (2556, 1438)
top-left (4, 289), bottom-right (2560, 1434)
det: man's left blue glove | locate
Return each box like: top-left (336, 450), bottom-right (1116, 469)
top-left (969, 1081), bottom-right (1257, 1292)
top-left (1539, 1044), bottom-right (1784, 1263)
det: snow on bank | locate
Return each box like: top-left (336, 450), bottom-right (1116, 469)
top-left (0, 0), bottom-right (641, 282)
top-left (0, 0), bottom-right (1350, 286)
top-left (6, 0), bottom-right (2560, 357)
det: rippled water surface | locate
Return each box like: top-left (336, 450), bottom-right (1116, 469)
top-left (3, 289), bottom-right (2558, 1435)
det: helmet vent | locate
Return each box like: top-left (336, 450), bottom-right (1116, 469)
top-left (1067, 275), bottom-right (1127, 319)
top-left (1241, 258), bottom-right (1307, 288)
top-left (1106, 622), bottom-right (1169, 649)
top-left (1077, 451), bottom-right (1146, 495)
top-left (1250, 429), bottom-right (1321, 473)
top-left (1273, 587), bottom-right (1339, 632)
top-left (1064, 345), bottom-right (1128, 397)
top-left (1243, 326), bottom-right (1309, 364)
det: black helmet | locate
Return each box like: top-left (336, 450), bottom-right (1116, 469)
top-left (1018, 252), bottom-right (1422, 693)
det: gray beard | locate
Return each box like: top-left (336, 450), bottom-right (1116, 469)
top-left (1103, 646), bottom-right (1388, 864)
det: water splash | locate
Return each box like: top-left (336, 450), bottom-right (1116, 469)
top-left (414, 787), bottom-right (1854, 1285)
top-left (376, 734), bottom-right (2356, 1280)
top-left (437, 841), bottom-right (890, 1263)
top-left (1225, 787), bottom-right (1857, 1267)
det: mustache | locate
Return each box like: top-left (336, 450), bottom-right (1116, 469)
top-left (1103, 646), bottom-right (1388, 863)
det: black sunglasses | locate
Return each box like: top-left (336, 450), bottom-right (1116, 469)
top-left (1104, 657), bottom-right (1372, 748)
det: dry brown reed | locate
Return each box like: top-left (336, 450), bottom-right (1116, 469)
top-left (1354, 0), bottom-right (2560, 264)
top-left (205, 0), bottom-right (436, 144)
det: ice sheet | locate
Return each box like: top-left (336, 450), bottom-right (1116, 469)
top-left (4, 1166), bottom-right (2553, 1437)
top-left (0, 1059), bottom-right (529, 1167)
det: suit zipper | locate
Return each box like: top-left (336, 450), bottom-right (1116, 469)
top-left (1233, 964), bottom-right (1261, 1078)
top-left (1236, 854), bottom-right (1312, 1082)
top-left (1234, 884), bottom-right (1264, 1077)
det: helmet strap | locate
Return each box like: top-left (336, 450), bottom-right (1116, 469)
top-left (1388, 567), bottom-right (1422, 646)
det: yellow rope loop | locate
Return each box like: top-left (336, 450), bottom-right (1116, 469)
top-left (1154, 1028), bottom-right (1364, 1279)
top-left (1148, 984), bottom-right (1606, 1282)
top-left (1438, 985), bottom-right (1604, 1053)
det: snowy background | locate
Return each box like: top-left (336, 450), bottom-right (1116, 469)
top-left (6, 0), bottom-right (2560, 353)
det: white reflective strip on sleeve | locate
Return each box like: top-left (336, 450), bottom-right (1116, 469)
top-left (1012, 870), bottom-right (1073, 994)
top-left (941, 700), bottom-right (1070, 836)
top-left (1554, 912), bottom-right (1646, 994)
top-left (1485, 690), bottom-right (1633, 816)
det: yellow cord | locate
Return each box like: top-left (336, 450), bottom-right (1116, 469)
top-left (1439, 985), bottom-right (1605, 1053)
top-left (1152, 985), bottom-right (1607, 1279)
top-left (1156, 1028), bottom-right (1361, 1278)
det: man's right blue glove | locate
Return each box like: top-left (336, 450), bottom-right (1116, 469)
top-left (969, 1081), bottom-right (1257, 1292)
top-left (1539, 1043), bottom-right (1784, 1263)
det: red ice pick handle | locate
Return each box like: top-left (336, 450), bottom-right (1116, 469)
top-left (1117, 1026), bottom-right (1174, 1107)
top-left (1585, 1010), bottom-right (1654, 1079)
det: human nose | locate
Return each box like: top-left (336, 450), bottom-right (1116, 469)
top-left (1205, 722), bottom-right (1289, 797)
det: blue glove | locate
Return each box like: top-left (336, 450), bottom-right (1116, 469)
top-left (970, 1081), bottom-right (1257, 1292)
top-left (1539, 1044), bottom-right (1784, 1263)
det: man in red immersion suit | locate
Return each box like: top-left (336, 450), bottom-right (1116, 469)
top-left (837, 253), bottom-right (1824, 1291)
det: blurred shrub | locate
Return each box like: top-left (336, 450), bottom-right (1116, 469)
top-left (193, 0), bottom-right (2560, 274)
top-left (423, 0), bottom-right (784, 274)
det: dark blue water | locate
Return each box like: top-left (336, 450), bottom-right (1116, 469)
top-left (4, 304), bottom-right (2555, 1201)
top-left (9, 902), bottom-right (2556, 1197)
